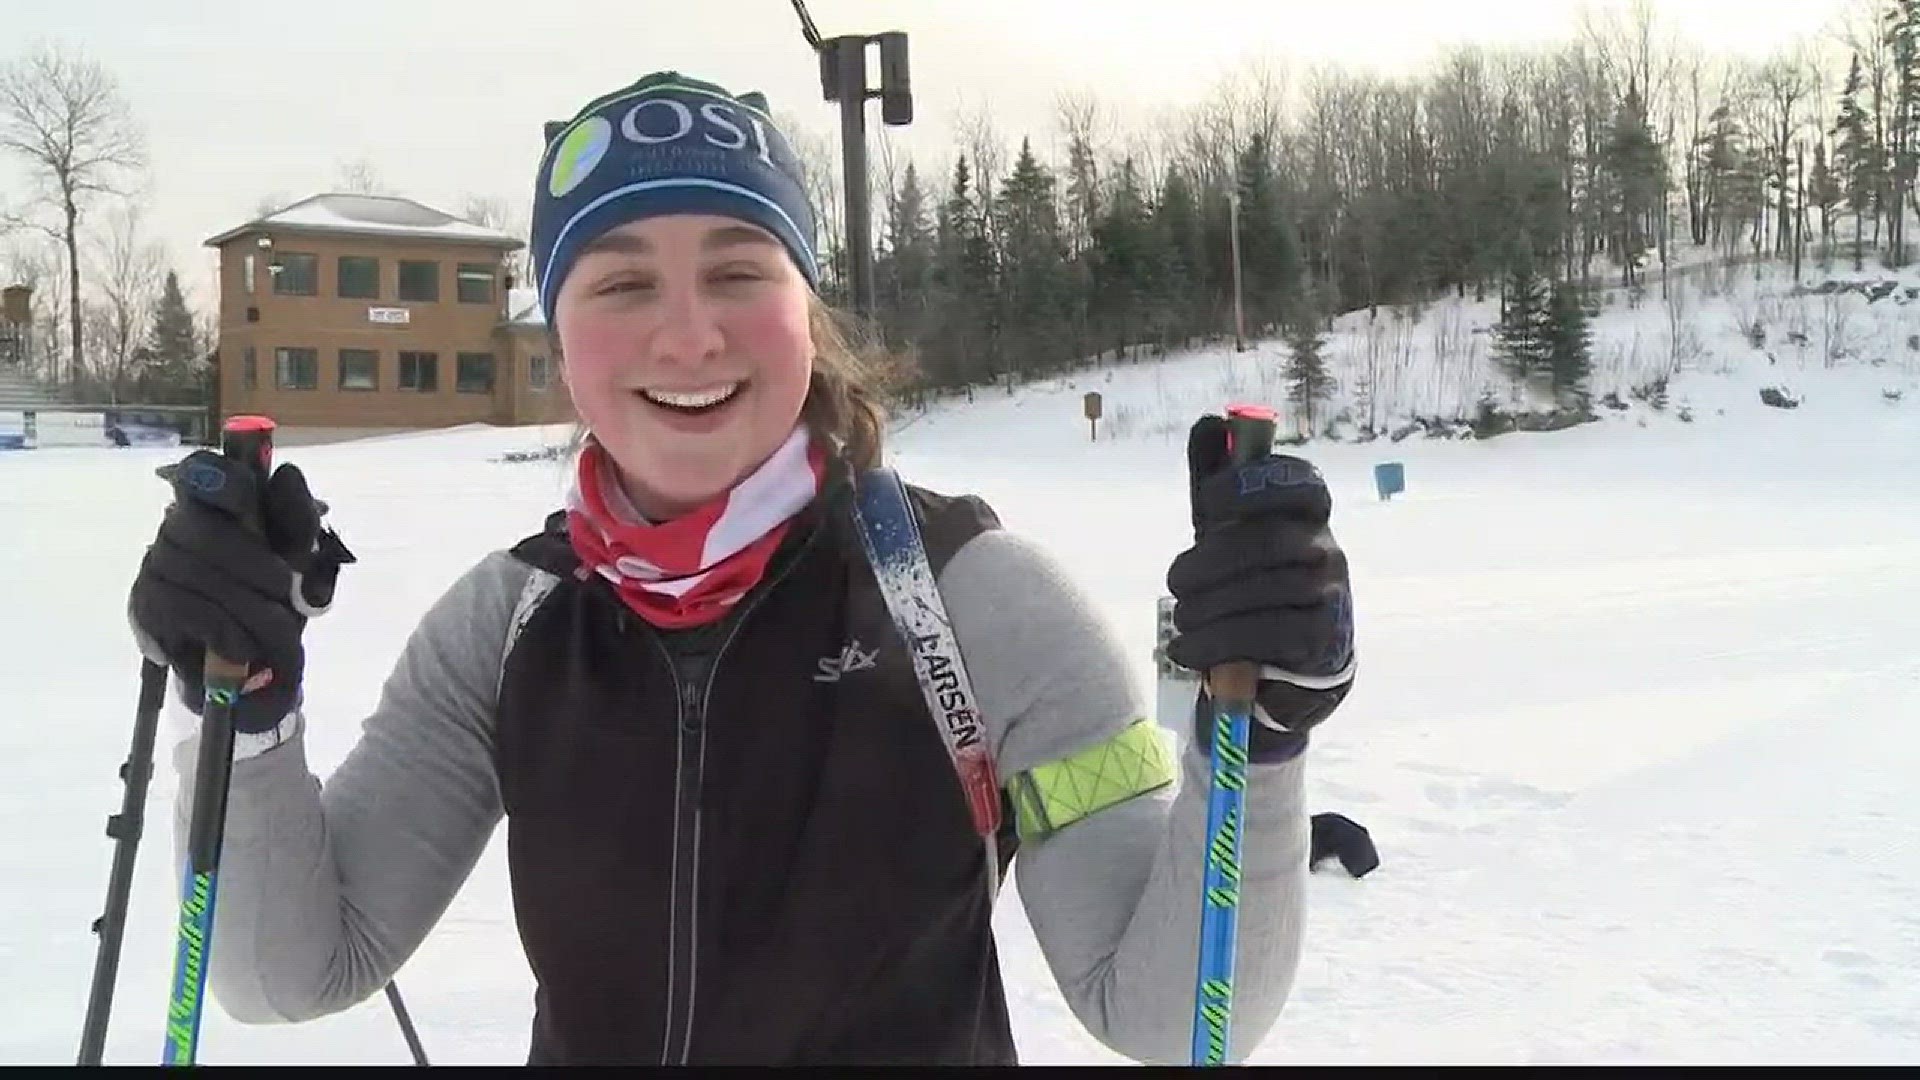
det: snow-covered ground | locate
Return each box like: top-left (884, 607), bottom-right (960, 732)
top-left (3, 265), bottom-right (1917, 1065)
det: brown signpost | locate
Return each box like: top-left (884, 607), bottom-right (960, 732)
top-left (1083, 391), bottom-right (1103, 441)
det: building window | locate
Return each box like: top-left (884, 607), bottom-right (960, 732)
top-left (457, 352), bottom-right (496, 394)
top-left (242, 253), bottom-right (256, 296)
top-left (275, 347), bottom-right (318, 390)
top-left (457, 263), bottom-right (494, 304)
top-left (271, 252), bottom-right (318, 296)
top-left (339, 349), bottom-right (379, 391)
top-left (398, 260), bottom-right (439, 302)
top-left (243, 346), bottom-right (257, 389)
top-left (399, 351), bottom-right (438, 391)
top-left (528, 355), bottom-right (552, 389)
top-left (338, 256), bottom-right (379, 299)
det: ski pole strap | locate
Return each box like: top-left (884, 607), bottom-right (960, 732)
top-left (852, 467), bottom-right (1004, 848)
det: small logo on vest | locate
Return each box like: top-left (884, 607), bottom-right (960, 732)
top-left (815, 639), bottom-right (879, 682)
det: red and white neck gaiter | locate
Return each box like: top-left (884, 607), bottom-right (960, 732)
top-left (565, 424), bottom-right (826, 630)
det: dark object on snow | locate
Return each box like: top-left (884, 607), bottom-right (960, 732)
top-left (1310, 812), bottom-right (1379, 878)
top-left (1760, 387), bottom-right (1801, 410)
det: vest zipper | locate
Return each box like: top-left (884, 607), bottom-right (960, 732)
top-left (645, 526), bottom-right (822, 1065)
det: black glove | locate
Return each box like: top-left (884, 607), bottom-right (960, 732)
top-left (1166, 414), bottom-right (1355, 762)
top-left (128, 449), bottom-right (355, 733)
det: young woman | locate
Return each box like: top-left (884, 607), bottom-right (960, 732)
top-left (127, 72), bottom-right (1357, 1066)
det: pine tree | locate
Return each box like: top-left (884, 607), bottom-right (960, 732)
top-left (1495, 262), bottom-right (1553, 398)
top-left (1833, 53), bottom-right (1882, 271)
top-left (1064, 133), bottom-right (1101, 259)
top-left (141, 271), bottom-right (203, 404)
top-left (934, 155), bottom-right (995, 387)
top-left (1605, 80), bottom-right (1666, 288)
top-left (1234, 133), bottom-right (1303, 335)
top-left (1089, 158), bottom-right (1155, 360)
top-left (1808, 141), bottom-right (1842, 261)
top-left (1153, 164), bottom-right (1205, 349)
top-left (1542, 281), bottom-right (1594, 414)
top-left (883, 165), bottom-right (934, 287)
top-left (876, 164), bottom-right (936, 354)
top-left (1281, 299), bottom-right (1335, 435)
top-left (1885, 0), bottom-right (1920, 266)
top-left (1696, 101), bottom-right (1758, 254)
top-left (997, 137), bottom-right (1072, 380)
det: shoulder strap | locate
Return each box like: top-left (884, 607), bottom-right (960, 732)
top-left (851, 466), bottom-right (1004, 895)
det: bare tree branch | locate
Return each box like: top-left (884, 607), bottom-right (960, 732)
top-left (335, 157), bottom-right (390, 194)
top-left (460, 193), bottom-right (533, 290)
top-left (84, 200), bottom-right (165, 401)
top-left (951, 98), bottom-right (1008, 246)
top-left (0, 42), bottom-right (146, 384)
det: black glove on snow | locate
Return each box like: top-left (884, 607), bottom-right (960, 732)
top-left (1166, 414), bottom-right (1355, 762)
top-left (128, 450), bottom-right (355, 733)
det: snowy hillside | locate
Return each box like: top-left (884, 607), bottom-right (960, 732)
top-left (929, 257), bottom-right (1920, 449)
top-left (3, 261), bottom-right (1917, 1064)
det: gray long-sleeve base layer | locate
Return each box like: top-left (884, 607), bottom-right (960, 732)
top-left (168, 528), bottom-right (1315, 1065)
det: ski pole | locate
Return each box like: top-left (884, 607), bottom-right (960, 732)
top-left (162, 414), bottom-right (276, 1066)
top-left (1190, 403), bottom-right (1277, 1067)
top-left (76, 659), bottom-right (171, 1066)
top-left (386, 982), bottom-right (429, 1066)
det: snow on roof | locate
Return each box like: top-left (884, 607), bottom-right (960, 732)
top-left (506, 286), bottom-right (545, 327)
top-left (205, 193), bottom-right (524, 249)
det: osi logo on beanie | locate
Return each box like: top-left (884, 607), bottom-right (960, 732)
top-left (530, 72), bottom-right (821, 325)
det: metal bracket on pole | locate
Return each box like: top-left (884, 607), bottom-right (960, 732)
top-left (794, 1), bottom-right (913, 321)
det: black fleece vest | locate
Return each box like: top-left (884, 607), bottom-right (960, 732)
top-left (494, 473), bottom-right (1020, 1065)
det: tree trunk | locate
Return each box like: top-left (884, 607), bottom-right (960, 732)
top-left (1793, 144), bottom-right (1805, 281)
top-left (64, 197), bottom-right (82, 388)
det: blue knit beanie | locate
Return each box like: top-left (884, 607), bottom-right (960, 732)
top-left (530, 72), bottom-right (820, 324)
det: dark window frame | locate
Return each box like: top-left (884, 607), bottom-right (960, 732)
top-left (398, 350), bottom-right (439, 391)
top-left (274, 346), bottom-right (319, 390)
top-left (338, 348), bottom-right (379, 391)
top-left (271, 252), bottom-right (319, 296)
top-left (398, 260), bottom-right (439, 302)
top-left (456, 263), bottom-right (494, 304)
top-left (338, 255), bottom-right (380, 299)
top-left (456, 352), bottom-right (496, 394)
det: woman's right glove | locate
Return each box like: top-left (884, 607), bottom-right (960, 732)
top-left (127, 450), bottom-right (355, 733)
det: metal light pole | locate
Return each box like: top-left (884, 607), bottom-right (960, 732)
top-left (1228, 185), bottom-right (1247, 352)
top-left (792, 1), bottom-right (913, 320)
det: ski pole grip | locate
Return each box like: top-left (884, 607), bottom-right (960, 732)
top-left (203, 416), bottom-right (276, 679)
top-left (1209, 404), bottom-right (1279, 706)
top-left (187, 417), bottom-right (277, 873)
top-left (219, 415), bottom-right (276, 532)
top-left (1224, 404), bottom-right (1276, 465)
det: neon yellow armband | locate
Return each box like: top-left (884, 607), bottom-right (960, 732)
top-left (1007, 718), bottom-right (1177, 842)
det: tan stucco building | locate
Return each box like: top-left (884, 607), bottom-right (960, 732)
top-left (206, 193), bottom-right (570, 442)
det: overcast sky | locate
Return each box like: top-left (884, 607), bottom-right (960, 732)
top-left (2, 0), bottom-right (1864, 307)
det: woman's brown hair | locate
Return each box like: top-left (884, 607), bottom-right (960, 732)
top-left (801, 295), bottom-right (899, 474)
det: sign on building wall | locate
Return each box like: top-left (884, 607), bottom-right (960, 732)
top-left (368, 307), bottom-right (411, 325)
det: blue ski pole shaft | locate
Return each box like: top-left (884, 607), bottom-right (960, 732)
top-left (1191, 405), bottom-right (1276, 1067)
top-left (163, 416), bottom-right (275, 1066)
